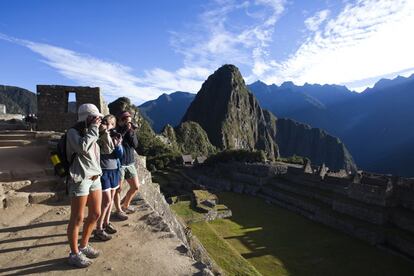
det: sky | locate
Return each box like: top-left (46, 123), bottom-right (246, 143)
top-left (0, 0), bottom-right (413, 104)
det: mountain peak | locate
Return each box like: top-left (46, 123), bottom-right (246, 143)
top-left (280, 81), bottom-right (295, 89)
top-left (371, 74), bottom-right (414, 91)
top-left (182, 64), bottom-right (279, 158)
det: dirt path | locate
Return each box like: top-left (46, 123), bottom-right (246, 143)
top-left (0, 200), bottom-right (201, 275)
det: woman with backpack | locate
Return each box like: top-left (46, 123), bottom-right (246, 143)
top-left (66, 103), bottom-right (104, 268)
top-left (94, 114), bottom-right (123, 241)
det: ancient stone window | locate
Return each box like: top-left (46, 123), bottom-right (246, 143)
top-left (67, 92), bottom-right (77, 113)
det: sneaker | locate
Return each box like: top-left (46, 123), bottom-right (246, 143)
top-left (94, 229), bottom-right (112, 241)
top-left (105, 222), bottom-right (117, 234)
top-left (68, 252), bottom-right (92, 268)
top-left (79, 244), bottom-right (100, 259)
top-left (113, 211), bottom-right (128, 221)
top-left (122, 205), bottom-right (137, 214)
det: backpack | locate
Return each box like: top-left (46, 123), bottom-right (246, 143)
top-left (52, 123), bottom-right (84, 177)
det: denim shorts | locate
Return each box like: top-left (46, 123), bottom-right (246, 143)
top-left (68, 177), bottom-right (101, 197)
top-left (120, 163), bottom-right (138, 181)
top-left (101, 169), bottom-right (120, 191)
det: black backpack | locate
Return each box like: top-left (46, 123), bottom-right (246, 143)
top-left (53, 123), bottom-right (84, 177)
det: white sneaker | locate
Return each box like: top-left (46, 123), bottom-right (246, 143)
top-left (68, 252), bottom-right (92, 268)
top-left (79, 244), bottom-right (100, 259)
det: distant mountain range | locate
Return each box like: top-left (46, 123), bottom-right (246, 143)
top-left (139, 92), bottom-right (194, 133)
top-left (139, 74), bottom-right (414, 177)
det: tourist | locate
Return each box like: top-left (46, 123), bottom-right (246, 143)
top-left (113, 111), bottom-right (140, 220)
top-left (66, 103), bottom-right (103, 268)
top-left (94, 114), bottom-right (123, 241)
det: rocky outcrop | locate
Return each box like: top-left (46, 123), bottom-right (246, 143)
top-left (0, 85), bottom-right (37, 114)
top-left (162, 122), bottom-right (217, 156)
top-left (108, 97), bottom-right (176, 158)
top-left (276, 118), bottom-right (357, 172)
top-left (182, 64), bottom-right (279, 159)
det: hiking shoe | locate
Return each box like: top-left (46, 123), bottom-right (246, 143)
top-left (68, 252), bottom-right (92, 268)
top-left (105, 222), bottom-right (117, 234)
top-left (122, 206), bottom-right (137, 214)
top-left (94, 229), bottom-right (112, 241)
top-left (113, 211), bottom-right (128, 221)
top-left (79, 244), bottom-right (100, 259)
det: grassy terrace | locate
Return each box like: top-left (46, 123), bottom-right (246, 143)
top-left (172, 192), bottom-right (414, 276)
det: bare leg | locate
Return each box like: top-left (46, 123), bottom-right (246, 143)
top-left (114, 181), bottom-right (123, 212)
top-left (121, 175), bottom-right (139, 209)
top-left (67, 195), bottom-right (88, 254)
top-left (104, 189), bottom-right (116, 226)
top-left (80, 190), bottom-right (102, 248)
top-left (96, 190), bottom-right (111, 230)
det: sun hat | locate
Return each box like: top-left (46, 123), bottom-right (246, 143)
top-left (77, 103), bottom-right (104, 122)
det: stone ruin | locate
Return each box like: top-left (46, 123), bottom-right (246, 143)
top-left (188, 160), bottom-right (414, 259)
top-left (36, 85), bottom-right (109, 132)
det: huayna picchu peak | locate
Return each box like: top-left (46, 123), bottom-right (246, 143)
top-left (182, 64), bottom-right (280, 160)
top-left (182, 64), bottom-right (356, 172)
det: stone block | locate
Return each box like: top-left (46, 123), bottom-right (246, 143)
top-left (29, 192), bottom-right (57, 204)
top-left (1, 180), bottom-right (31, 192)
top-left (4, 191), bottom-right (29, 208)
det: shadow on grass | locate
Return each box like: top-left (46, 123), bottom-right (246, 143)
top-left (213, 192), bottom-right (414, 276)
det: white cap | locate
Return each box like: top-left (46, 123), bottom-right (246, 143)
top-left (77, 103), bottom-right (104, 122)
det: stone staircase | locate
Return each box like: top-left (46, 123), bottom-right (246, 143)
top-left (0, 131), bottom-right (36, 148)
top-left (0, 130), bottom-right (64, 210)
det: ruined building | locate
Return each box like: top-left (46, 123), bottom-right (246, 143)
top-left (36, 85), bottom-right (109, 132)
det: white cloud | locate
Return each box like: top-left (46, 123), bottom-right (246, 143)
top-left (0, 0), bottom-right (287, 104)
top-left (0, 33), bottom-right (162, 103)
top-left (170, 0), bottom-right (286, 81)
top-left (305, 9), bottom-right (330, 32)
top-left (0, 34), bottom-right (208, 104)
top-left (259, 0), bottom-right (414, 91)
top-left (4, 0), bottom-right (410, 102)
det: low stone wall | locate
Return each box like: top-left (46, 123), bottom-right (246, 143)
top-left (130, 155), bottom-right (219, 274)
top-left (132, 155), bottom-right (189, 249)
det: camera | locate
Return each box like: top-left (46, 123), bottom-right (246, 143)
top-left (109, 129), bottom-right (122, 139)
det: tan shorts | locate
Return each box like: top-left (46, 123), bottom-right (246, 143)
top-left (120, 163), bottom-right (138, 181)
top-left (69, 177), bottom-right (101, 197)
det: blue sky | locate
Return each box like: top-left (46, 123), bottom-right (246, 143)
top-left (0, 0), bottom-right (413, 104)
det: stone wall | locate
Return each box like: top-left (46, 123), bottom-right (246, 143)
top-left (190, 161), bottom-right (414, 259)
top-left (128, 155), bottom-right (220, 273)
top-left (37, 85), bottom-right (108, 132)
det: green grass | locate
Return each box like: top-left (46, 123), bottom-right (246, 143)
top-left (191, 221), bottom-right (262, 276)
top-left (209, 192), bottom-right (414, 276)
top-left (174, 192), bottom-right (414, 276)
top-left (170, 201), bottom-right (205, 223)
